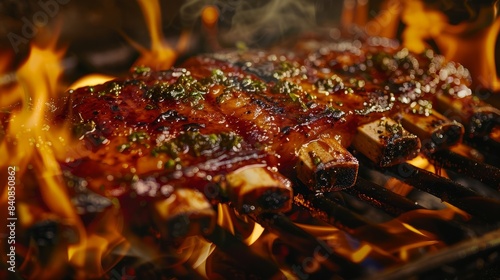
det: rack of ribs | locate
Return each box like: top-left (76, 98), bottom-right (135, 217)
top-left (58, 36), bottom-right (498, 237)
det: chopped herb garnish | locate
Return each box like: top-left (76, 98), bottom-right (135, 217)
top-left (164, 158), bottom-right (176, 169)
top-left (273, 61), bottom-right (301, 80)
top-left (117, 131), bottom-right (151, 153)
top-left (153, 131), bottom-right (243, 158)
top-left (144, 71), bottom-right (207, 106)
top-left (128, 131), bottom-right (149, 142)
top-left (315, 75), bottom-right (345, 92)
top-left (271, 80), bottom-right (308, 110)
top-left (107, 83), bottom-right (122, 96)
top-left (311, 152), bottom-right (322, 166)
top-left (204, 69), bottom-right (266, 94)
top-left (133, 66), bottom-right (151, 75)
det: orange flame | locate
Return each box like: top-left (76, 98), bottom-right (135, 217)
top-left (134, 0), bottom-right (176, 69)
top-left (68, 74), bottom-right (115, 90)
top-left (201, 5), bottom-right (219, 28)
top-left (0, 35), bottom-right (89, 277)
top-left (217, 204), bottom-right (265, 246)
top-left (0, 30), bottom-right (131, 278)
top-left (401, 0), bottom-right (500, 91)
top-left (201, 5), bottom-right (221, 51)
top-left (294, 202), bottom-right (458, 266)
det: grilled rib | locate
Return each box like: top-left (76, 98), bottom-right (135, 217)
top-left (60, 68), bottom-right (293, 216)
top-left (59, 37), bottom-right (497, 220)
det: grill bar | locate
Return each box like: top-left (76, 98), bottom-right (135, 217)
top-left (430, 149), bottom-right (500, 190)
top-left (345, 177), bottom-right (424, 217)
top-left (293, 184), bottom-right (371, 231)
top-left (387, 162), bottom-right (500, 223)
top-left (253, 212), bottom-right (365, 278)
top-left (367, 228), bottom-right (500, 280)
top-left (204, 225), bottom-right (285, 279)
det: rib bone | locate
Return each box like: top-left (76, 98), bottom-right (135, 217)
top-left (400, 108), bottom-right (463, 151)
top-left (222, 165), bottom-right (293, 214)
top-left (351, 118), bottom-right (421, 167)
top-left (296, 137), bottom-right (358, 191)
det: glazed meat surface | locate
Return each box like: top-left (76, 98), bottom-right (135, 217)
top-left (60, 37), bottom-right (482, 213)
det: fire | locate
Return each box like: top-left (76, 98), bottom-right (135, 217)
top-left (383, 154), bottom-right (444, 197)
top-left (295, 216), bottom-right (442, 266)
top-left (132, 0), bottom-right (192, 70)
top-left (217, 204), bottom-right (265, 246)
top-left (0, 31), bottom-right (132, 278)
top-left (406, 154), bottom-right (445, 176)
top-left (0, 51), bottom-right (19, 108)
top-left (1, 1), bottom-right (496, 278)
top-left (341, 0), bottom-right (499, 92)
top-left (401, 0), bottom-right (500, 91)
top-left (68, 74), bottom-right (115, 90)
top-left (0, 35), bottom-right (88, 278)
top-left (385, 154), bottom-right (472, 220)
top-left (0, 37), bottom-right (67, 207)
top-left (201, 5), bottom-right (221, 51)
top-left (201, 5), bottom-right (219, 28)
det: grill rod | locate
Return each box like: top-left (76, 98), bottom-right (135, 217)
top-left (430, 149), bottom-right (500, 190)
top-left (253, 212), bottom-right (366, 278)
top-left (387, 162), bottom-right (500, 223)
top-left (345, 177), bottom-right (423, 217)
top-left (365, 228), bottom-right (500, 280)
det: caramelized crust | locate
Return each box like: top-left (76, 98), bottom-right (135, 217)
top-left (60, 37), bottom-right (485, 207)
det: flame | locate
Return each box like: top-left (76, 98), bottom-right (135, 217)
top-left (0, 35), bottom-right (90, 277)
top-left (407, 154), bottom-right (446, 176)
top-left (68, 206), bottom-right (129, 278)
top-left (386, 154), bottom-right (452, 196)
top-left (383, 155), bottom-right (431, 196)
top-left (217, 203), bottom-right (236, 235)
top-left (201, 5), bottom-right (221, 51)
top-left (295, 207), bottom-right (449, 265)
top-left (69, 74), bottom-right (115, 90)
top-left (401, 0), bottom-right (500, 91)
top-left (201, 5), bottom-right (219, 28)
top-left (0, 30), bottom-right (132, 278)
top-left (296, 223), bottom-right (386, 264)
top-left (401, 222), bottom-right (427, 237)
top-left (350, 244), bottom-right (372, 263)
top-left (0, 38), bottom-right (67, 209)
top-left (217, 204), bottom-right (265, 246)
top-left (132, 0), bottom-right (192, 70)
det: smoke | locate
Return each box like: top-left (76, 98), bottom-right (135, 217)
top-left (180, 0), bottom-right (317, 47)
